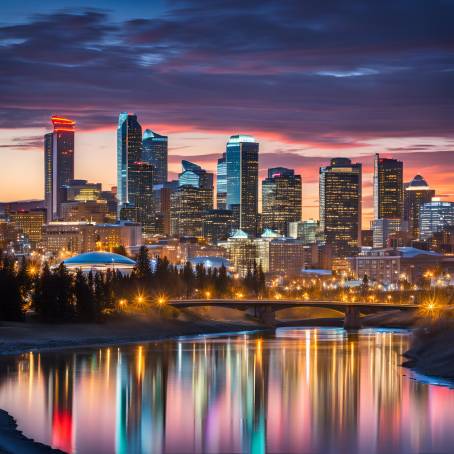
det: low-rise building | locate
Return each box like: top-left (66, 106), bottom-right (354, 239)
top-left (43, 221), bottom-right (142, 255)
top-left (349, 247), bottom-right (443, 285)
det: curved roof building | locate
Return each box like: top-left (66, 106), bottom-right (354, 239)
top-left (63, 251), bottom-right (136, 273)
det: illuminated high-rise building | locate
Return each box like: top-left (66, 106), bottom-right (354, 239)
top-left (44, 116), bottom-right (75, 221)
top-left (373, 154), bottom-right (403, 220)
top-left (170, 161), bottom-right (214, 237)
top-left (170, 186), bottom-right (213, 237)
top-left (319, 158), bottom-right (362, 258)
top-left (262, 167), bottom-right (302, 235)
top-left (216, 153), bottom-right (227, 209)
top-left (117, 113), bottom-right (142, 210)
top-left (142, 129), bottom-right (168, 185)
top-left (120, 162), bottom-right (155, 233)
top-left (226, 135), bottom-right (259, 236)
top-left (404, 175), bottom-right (435, 239)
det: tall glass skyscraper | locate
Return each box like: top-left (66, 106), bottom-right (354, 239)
top-left (142, 129), bottom-right (168, 185)
top-left (319, 158), bottom-right (362, 258)
top-left (373, 154), bottom-right (403, 220)
top-left (117, 113), bottom-right (142, 209)
top-left (216, 153), bottom-right (227, 209)
top-left (262, 167), bottom-right (302, 236)
top-left (226, 135), bottom-right (259, 235)
top-left (44, 116), bottom-right (75, 221)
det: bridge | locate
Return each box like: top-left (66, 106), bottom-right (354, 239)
top-left (169, 299), bottom-right (419, 329)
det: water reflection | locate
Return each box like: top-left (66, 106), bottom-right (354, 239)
top-left (0, 328), bottom-right (453, 453)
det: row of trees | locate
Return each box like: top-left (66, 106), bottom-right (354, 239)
top-left (0, 247), bottom-right (267, 323)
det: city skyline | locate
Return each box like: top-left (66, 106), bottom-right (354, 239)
top-left (1, 0), bottom-right (453, 226)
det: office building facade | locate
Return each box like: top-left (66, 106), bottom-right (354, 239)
top-left (319, 158), bottom-right (362, 258)
top-left (419, 198), bottom-right (454, 241)
top-left (120, 161), bottom-right (155, 233)
top-left (44, 116), bottom-right (75, 221)
top-left (216, 153), bottom-right (227, 209)
top-left (373, 154), bottom-right (403, 220)
top-left (262, 167), bottom-right (302, 235)
top-left (404, 175), bottom-right (435, 239)
top-left (117, 113), bottom-right (142, 209)
top-left (142, 129), bottom-right (168, 185)
top-left (226, 135), bottom-right (259, 235)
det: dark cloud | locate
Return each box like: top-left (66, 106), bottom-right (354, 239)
top-left (0, 135), bottom-right (43, 150)
top-left (0, 1), bottom-right (453, 145)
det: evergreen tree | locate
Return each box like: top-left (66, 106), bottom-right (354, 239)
top-left (74, 270), bottom-right (96, 321)
top-left (182, 261), bottom-right (195, 297)
top-left (135, 246), bottom-right (152, 281)
top-left (0, 256), bottom-right (25, 321)
top-left (216, 264), bottom-right (228, 296)
top-left (54, 263), bottom-right (74, 321)
top-left (32, 262), bottom-right (57, 321)
top-left (93, 272), bottom-right (104, 319)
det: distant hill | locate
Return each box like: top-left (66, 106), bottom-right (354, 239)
top-left (0, 200), bottom-right (45, 213)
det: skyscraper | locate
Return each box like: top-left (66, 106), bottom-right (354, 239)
top-left (262, 167), bottom-right (302, 235)
top-left (117, 113), bottom-right (142, 209)
top-left (170, 161), bottom-right (214, 237)
top-left (404, 175), bottom-right (435, 239)
top-left (142, 129), bottom-right (168, 185)
top-left (44, 116), bottom-right (75, 221)
top-left (319, 158), bottom-right (362, 258)
top-left (226, 134), bottom-right (259, 235)
top-left (216, 153), bottom-right (227, 209)
top-left (373, 154), bottom-right (403, 220)
top-left (120, 161), bottom-right (155, 233)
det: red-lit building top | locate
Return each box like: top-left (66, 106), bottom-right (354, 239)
top-left (51, 115), bottom-right (76, 132)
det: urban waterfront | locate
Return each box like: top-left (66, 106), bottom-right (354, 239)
top-left (0, 328), bottom-right (453, 454)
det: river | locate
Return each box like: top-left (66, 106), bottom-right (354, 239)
top-left (0, 328), bottom-right (453, 454)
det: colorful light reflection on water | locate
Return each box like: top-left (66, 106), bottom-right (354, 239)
top-left (0, 328), bottom-right (453, 454)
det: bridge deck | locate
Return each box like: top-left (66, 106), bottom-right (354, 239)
top-left (169, 299), bottom-right (419, 310)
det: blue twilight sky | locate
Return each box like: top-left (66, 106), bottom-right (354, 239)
top-left (0, 0), bottom-right (453, 223)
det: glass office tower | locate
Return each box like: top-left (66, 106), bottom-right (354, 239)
top-left (262, 167), bottom-right (302, 236)
top-left (216, 153), bottom-right (227, 209)
top-left (319, 158), bottom-right (362, 258)
top-left (44, 116), bottom-right (75, 221)
top-left (226, 135), bottom-right (259, 236)
top-left (117, 113), bottom-right (142, 209)
top-left (142, 129), bottom-right (168, 185)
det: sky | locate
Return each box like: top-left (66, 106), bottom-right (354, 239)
top-left (0, 0), bottom-right (453, 225)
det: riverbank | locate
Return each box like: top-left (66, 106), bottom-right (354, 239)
top-left (403, 319), bottom-right (454, 379)
top-left (0, 307), bottom-right (423, 357)
top-left (0, 312), bottom-right (264, 357)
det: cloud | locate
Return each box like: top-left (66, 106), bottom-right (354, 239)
top-left (0, 2), bottom-right (452, 145)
